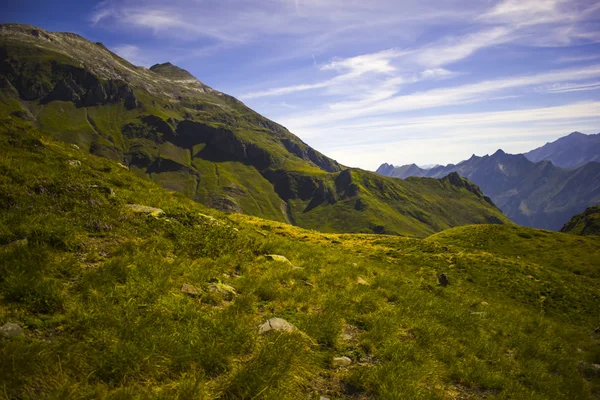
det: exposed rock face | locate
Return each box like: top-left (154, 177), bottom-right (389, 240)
top-left (560, 206), bottom-right (600, 236)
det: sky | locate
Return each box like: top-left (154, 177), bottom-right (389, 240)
top-left (3, 0), bottom-right (600, 170)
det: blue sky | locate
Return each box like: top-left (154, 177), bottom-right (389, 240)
top-left (3, 0), bottom-right (600, 169)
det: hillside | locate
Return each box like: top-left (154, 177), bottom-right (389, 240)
top-left (561, 206), bottom-right (600, 236)
top-left (524, 132), bottom-right (600, 169)
top-left (0, 23), bottom-right (509, 236)
top-left (377, 150), bottom-right (600, 231)
top-left (1, 117), bottom-right (599, 399)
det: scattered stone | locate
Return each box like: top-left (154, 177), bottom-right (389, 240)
top-left (70, 144), bottom-right (80, 150)
top-left (181, 284), bottom-right (202, 296)
top-left (333, 356), bottom-right (352, 367)
top-left (89, 185), bottom-right (115, 196)
top-left (10, 238), bottom-right (28, 247)
top-left (125, 204), bottom-right (165, 217)
top-left (67, 160), bottom-right (81, 167)
top-left (208, 282), bottom-right (237, 296)
top-left (578, 361), bottom-right (600, 378)
top-left (258, 317), bottom-right (296, 334)
top-left (480, 301), bottom-right (490, 306)
top-left (0, 322), bottom-right (24, 337)
top-left (340, 324), bottom-right (360, 343)
top-left (356, 277), bottom-right (370, 286)
top-left (117, 163), bottom-right (129, 170)
top-left (320, 397), bottom-right (330, 400)
top-left (438, 273), bottom-right (449, 287)
top-left (265, 254), bottom-right (291, 264)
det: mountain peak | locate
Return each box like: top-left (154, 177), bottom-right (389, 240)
top-left (150, 62), bottom-right (197, 81)
top-left (567, 131), bottom-right (584, 137)
top-left (492, 149), bottom-right (506, 156)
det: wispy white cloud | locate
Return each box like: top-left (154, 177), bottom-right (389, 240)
top-left (111, 44), bottom-right (149, 66)
top-left (90, 0), bottom-right (600, 167)
top-left (556, 54), bottom-right (600, 63)
top-left (281, 65), bottom-right (600, 130)
top-left (301, 102), bottom-right (600, 168)
top-left (536, 81), bottom-right (600, 93)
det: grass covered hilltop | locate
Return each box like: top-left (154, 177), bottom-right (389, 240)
top-left (1, 112), bottom-right (600, 399)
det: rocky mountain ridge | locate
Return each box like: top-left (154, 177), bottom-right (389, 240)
top-left (0, 23), bottom-right (510, 236)
top-left (377, 145), bottom-right (600, 230)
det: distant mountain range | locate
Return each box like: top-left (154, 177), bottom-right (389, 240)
top-left (523, 131), bottom-right (600, 168)
top-left (377, 133), bottom-right (600, 230)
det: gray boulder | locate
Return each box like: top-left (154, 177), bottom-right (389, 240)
top-left (259, 318), bottom-right (296, 334)
top-left (0, 322), bottom-right (24, 337)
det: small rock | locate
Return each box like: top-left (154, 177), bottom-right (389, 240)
top-left (480, 301), bottom-right (489, 306)
top-left (117, 163), bottom-right (129, 170)
top-left (265, 254), bottom-right (291, 264)
top-left (67, 160), bottom-right (81, 167)
top-left (333, 356), bottom-right (352, 367)
top-left (258, 317), bottom-right (296, 334)
top-left (89, 185), bottom-right (115, 196)
top-left (198, 213), bottom-right (217, 223)
top-left (208, 282), bottom-right (237, 295)
top-left (125, 204), bottom-right (164, 217)
top-left (181, 284), bottom-right (202, 296)
top-left (356, 277), bottom-right (369, 286)
top-left (438, 273), bottom-right (449, 287)
top-left (320, 397), bottom-right (330, 400)
top-left (10, 238), bottom-right (28, 247)
top-left (0, 322), bottom-right (24, 337)
top-left (594, 327), bottom-right (600, 334)
top-left (70, 144), bottom-right (80, 150)
top-left (578, 361), bottom-right (600, 378)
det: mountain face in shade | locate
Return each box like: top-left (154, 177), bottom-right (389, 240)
top-left (378, 149), bottom-right (600, 230)
top-left (523, 131), bottom-right (600, 169)
top-left (0, 23), bottom-right (510, 236)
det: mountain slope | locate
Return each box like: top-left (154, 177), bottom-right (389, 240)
top-left (378, 150), bottom-right (600, 230)
top-left (524, 131), bottom-right (600, 169)
top-left (1, 123), bottom-right (599, 399)
top-left (560, 206), bottom-right (600, 236)
top-left (0, 23), bottom-right (509, 236)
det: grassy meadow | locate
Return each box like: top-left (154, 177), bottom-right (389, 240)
top-left (0, 118), bottom-right (599, 399)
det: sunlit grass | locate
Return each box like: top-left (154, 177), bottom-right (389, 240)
top-left (0, 119), bottom-right (599, 399)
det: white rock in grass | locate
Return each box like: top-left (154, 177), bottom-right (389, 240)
top-left (258, 318), bottom-right (296, 334)
top-left (333, 356), bottom-right (352, 367)
top-left (265, 254), bottom-right (291, 264)
top-left (125, 204), bottom-right (165, 217)
top-left (356, 277), bottom-right (369, 286)
top-left (0, 322), bottom-right (24, 337)
top-left (67, 160), bottom-right (81, 167)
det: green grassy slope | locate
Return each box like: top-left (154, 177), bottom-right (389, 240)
top-left (0, 23), bottom-right (510, 236)
top-left (560, 206), bottom-right (600, 236)
top-left (1, 118), bottom-right (599, 399)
